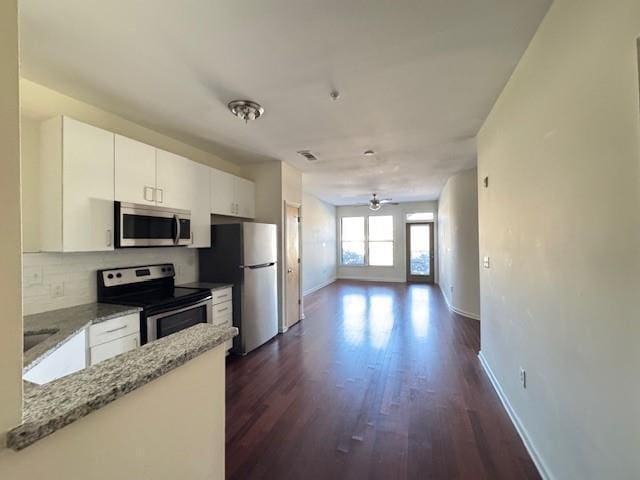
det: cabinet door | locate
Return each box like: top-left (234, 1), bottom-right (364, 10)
top-left (115, 135), bottom-right (157, 205)
top-left (61, 117), bottom-right (115, 252)
top-left (190, 162), bottom-right (212, 248)
top-left (210, 169), bottom-right (235, 216)
top-left (23, 329), bottom-right (87, 385)
top-left (235, 177), bottom-right (255, 219)
top-left (90, 332), bottom-right (139, 365)
top-left (156, 149), bottom-right (193, 210)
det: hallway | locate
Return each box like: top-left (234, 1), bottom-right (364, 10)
top-left (226, 281), bottom-right (539, 480)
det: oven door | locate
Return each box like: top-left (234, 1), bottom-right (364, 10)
top-left (145, 298), bottom-right (212, 343)
top-left (115, 202), bottom-right (192, 248)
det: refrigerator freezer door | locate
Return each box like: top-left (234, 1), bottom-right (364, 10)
top-left (243, 222), bottom-right (277, 267)
top-left (241, 263), bottom-right (278, 354)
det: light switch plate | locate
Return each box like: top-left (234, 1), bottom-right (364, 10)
top-left (483, 256), bottom-right (491, 269)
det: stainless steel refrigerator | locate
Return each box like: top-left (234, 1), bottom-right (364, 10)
top-left (199, 222), bottom-right (278, 355)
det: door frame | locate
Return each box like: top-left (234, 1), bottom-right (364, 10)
top-left (283, 201), bottom-right (303, 331)
top-left (405, 221), bottom-right (435, 283)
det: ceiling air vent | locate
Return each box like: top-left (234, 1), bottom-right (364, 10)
top-left (297, 150), bottom-right (319, 162)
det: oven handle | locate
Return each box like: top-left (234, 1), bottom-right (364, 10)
top-left (146, 297), bottom-right (212, 322)
top-left (173, 214), bottom-right (181, 245)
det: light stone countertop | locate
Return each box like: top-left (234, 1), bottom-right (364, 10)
top-left (23, 303), bottom-right (143, 371)
top-left (8, 323), bottom-right (238, 450)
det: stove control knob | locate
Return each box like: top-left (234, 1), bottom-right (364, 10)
top-left (107, 274), bottom-right (114, 279)
top-left (116, 273), bottom-right (122, 278)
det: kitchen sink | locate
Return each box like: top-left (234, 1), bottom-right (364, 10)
top-left (23, 332), bottom-right (55, 352)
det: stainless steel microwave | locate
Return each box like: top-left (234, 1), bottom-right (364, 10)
top-left (115, 202), bottom-right (191, 247)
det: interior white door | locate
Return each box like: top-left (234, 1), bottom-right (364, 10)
top-left (62, 117), bottom-right (115, 251)
top-left (235, 177), bottom-right (255, 218)
top-left (156, 149), bottom-right (193, 209)
top-left (115, 134), bottom-right (157, 205)
top-left (210, 168), bottom-right (235, 216)
top-left (190, 162), bottom-right (212, 248)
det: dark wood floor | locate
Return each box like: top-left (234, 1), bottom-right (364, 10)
top-left (226, 280), bottom-right (539, 480)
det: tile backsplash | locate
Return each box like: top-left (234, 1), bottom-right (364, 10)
top-left (22, 248), bottom-right (198, 315)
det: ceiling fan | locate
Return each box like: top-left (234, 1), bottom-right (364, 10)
top-left (367, 193), bottom-right (394, 211)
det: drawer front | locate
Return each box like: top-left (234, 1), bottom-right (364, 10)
top-left (212, 287), bottom-right (232, 305)
top-left (90, 332), bottom-right (139, 365)
top-left (212, 300), bottom-right (232, 322)
top-left (90, 313), bottom-right (140, 347)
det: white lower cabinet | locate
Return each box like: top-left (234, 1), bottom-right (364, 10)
top-left (211, 287), bottom-right (233, 352)
top-left (89, 313), bottom-right (141, 366)
top-left (90, 332), bottom-right (139, 365)
top-left (23, 329), bottom-right (87, 385)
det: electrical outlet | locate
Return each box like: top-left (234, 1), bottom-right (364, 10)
top-left (25, 268), bottom-right (43, 286)
top-left (520, 367), bottom-right (527, 389)
top-left (483, 176), bottom-right (489, 188)
top-left (483, 256), bottom-right (491, 269)
top-left (51, 283), bottom-right (64, 299)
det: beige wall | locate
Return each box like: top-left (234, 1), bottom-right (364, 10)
top-left (477, 0), bottom-right (640, 478)
top-left (243, 161), bottom-right (303, 331)
top-left (437, 168), bottom-right (480, 319)
top-left (336, 202), bottom-right (438, 283)
top-left (302, 192), bottom-right (336, 295)
top-left (0, 0), bottom-right (23, 436)
top-left (0, 347), bottom-right (226, 480)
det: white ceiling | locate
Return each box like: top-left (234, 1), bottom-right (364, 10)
top-left (19, 0), bottom-right (550, 205)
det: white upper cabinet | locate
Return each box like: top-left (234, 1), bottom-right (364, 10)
top-left (235, 177), bottom-right (256, 219)
top-left (210, 169), bottom-right (235, 216)
top-left (156, 149), bottom-right (193, 210)
top-left (40, 116), bottom-right (115, 252)
top-left (190, 162), bottom-right (212, 248)
top-left (115, 135), bottom-right (156, 205)
top-left (210, 169), bottom-right (255, 218)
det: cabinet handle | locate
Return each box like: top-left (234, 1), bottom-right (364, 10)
top-left (217, 307), bottom-right (229, 313)
top-left (143, 186), bottom-right (155, 202)
top-left (156, 188), bottom-right (164, 204)
top-left (106, 229), bottom-right (112, 247)
top-left (104, 325), bottom-right (128, 334)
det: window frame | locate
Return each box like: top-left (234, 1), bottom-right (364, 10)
top-left (339, 214), bottom-right (395, 267)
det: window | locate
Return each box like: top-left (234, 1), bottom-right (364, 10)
top-left (406, 212), bottom-right (434, 222)
top-left (368, 216), bottom-right (394, 266)
top-left (341, 217), bottom-right (365, 265)
top-left (340, 215), bottom-right (394, 266)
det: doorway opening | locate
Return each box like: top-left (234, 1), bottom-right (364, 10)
top-left (406, 222), bottom-right (434, 283)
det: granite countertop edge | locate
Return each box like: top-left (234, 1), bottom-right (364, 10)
top-left (23, 303), bottom-right (143, 371)
top-left (8, 323), bottom-right (238, 451)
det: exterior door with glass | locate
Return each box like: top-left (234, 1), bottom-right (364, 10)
top-left (406, 222), bottom-right (434, 283)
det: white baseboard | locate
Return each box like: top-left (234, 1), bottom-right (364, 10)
top-left (478, 352), bottom-right (552, 480)
top-left (336, 276), bottom-right (405, 283)
top-left (303, 277), bottom-right (336, 296)
top-left (438, 284), bottom-right (481, 320)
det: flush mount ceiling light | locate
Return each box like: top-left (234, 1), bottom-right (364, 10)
top-left (228, 100), bottom-right (264, 123)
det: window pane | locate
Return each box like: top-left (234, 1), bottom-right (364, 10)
top-left (368, 216), bottom-right (393, 241)
top-left (409, 224), bottom-right (431, 275)
top-left (369, 241), bottom-right (393, 266)
top-left (342, 241), bottom-right (365, 265)
top-left (342, 217), bottom-right (365, 241)
top-left (406, 212), bottom-right (434, 222)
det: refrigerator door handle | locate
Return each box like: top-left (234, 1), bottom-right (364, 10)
top-left (240, 262), bottom-right (277, 269)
